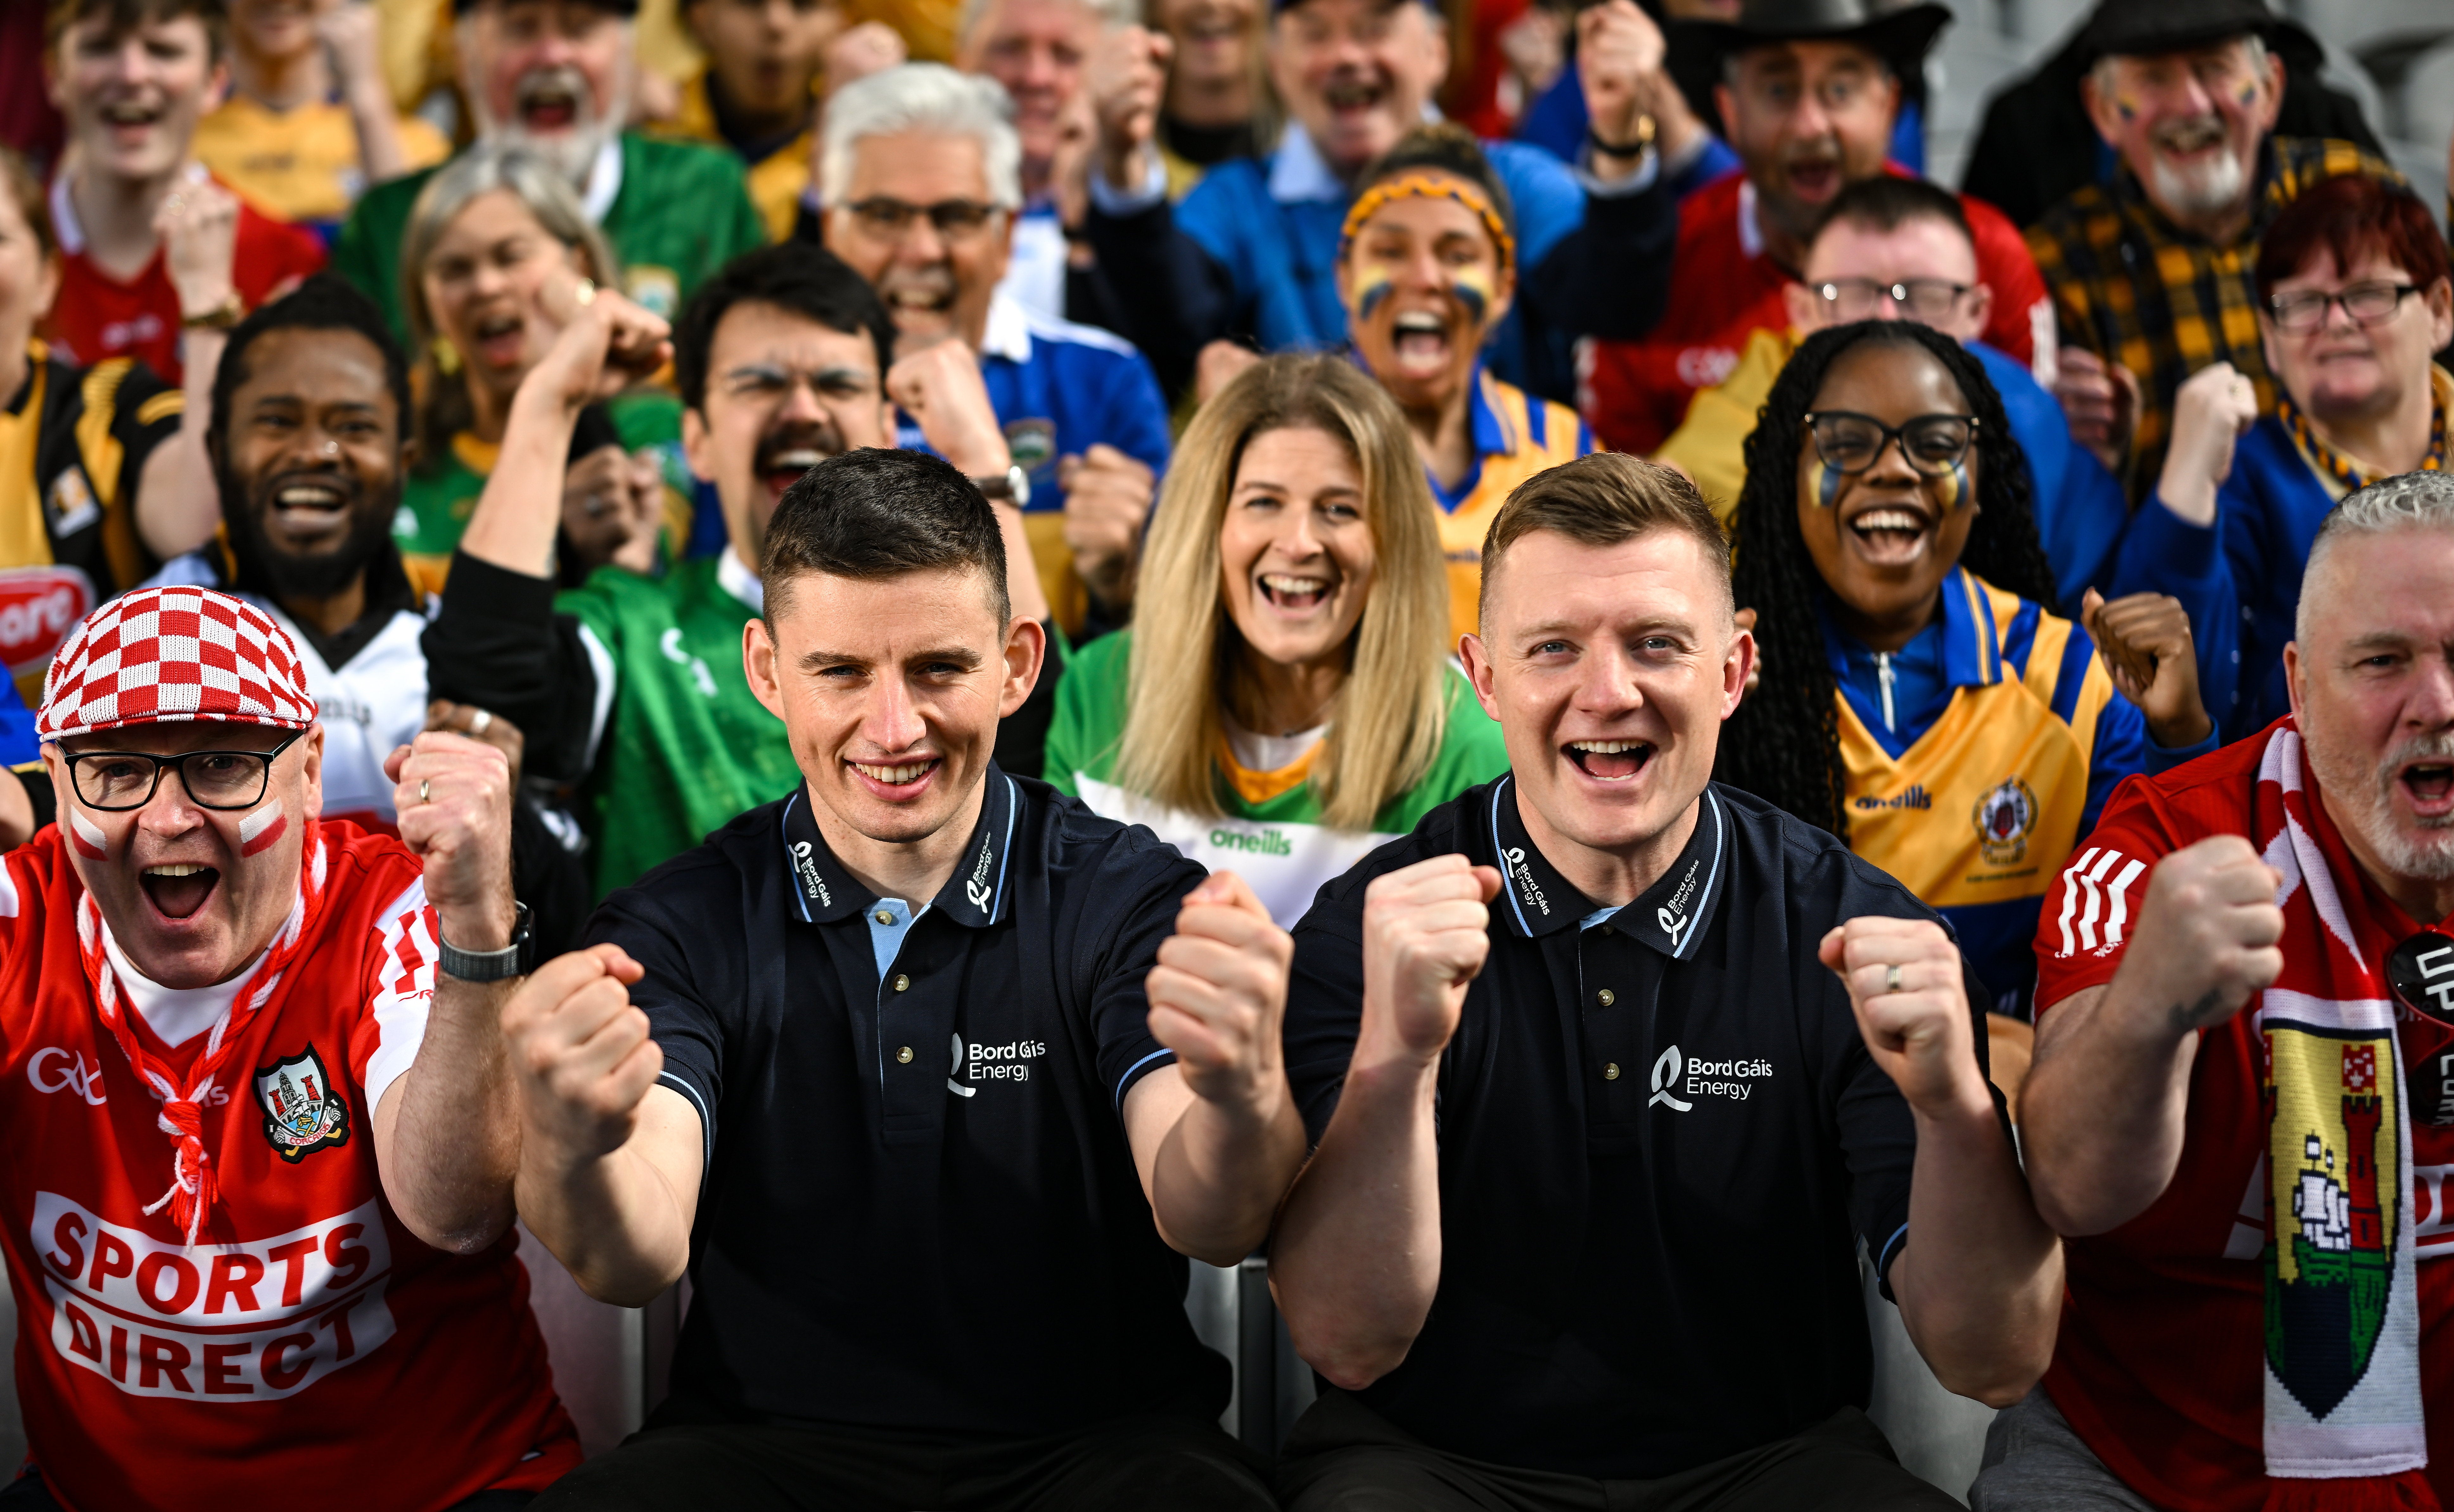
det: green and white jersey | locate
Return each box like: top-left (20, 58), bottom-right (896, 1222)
top-left (560, 548), bottom-right (800, 898)
top-left (1045, 631), bottom-right (1510, 927)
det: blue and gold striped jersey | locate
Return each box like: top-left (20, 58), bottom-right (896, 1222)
top-left (1825, 566), bottom-right (2166, 1015)
top-left (1433, 364), bottom-right (1594, 645)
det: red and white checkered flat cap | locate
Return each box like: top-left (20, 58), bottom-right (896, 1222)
top-left (37, 587), bottom-right (317, 741)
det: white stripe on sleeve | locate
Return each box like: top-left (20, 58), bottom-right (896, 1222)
top-left (363, 876), bottom-right (437, 1116)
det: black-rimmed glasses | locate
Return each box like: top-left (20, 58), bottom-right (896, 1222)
top-left (1802, 410), bottom-right (1980, 478)
top-left (2266, 281), bottom-right (2423, 333)
top-left (61, 730), bottom-right (307, 812)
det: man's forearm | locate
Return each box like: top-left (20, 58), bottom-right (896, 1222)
top-left (1890, 1090), bottom-right (2064, 1407)
top-left (516, 1141), bottom-right (693, 1306)
top-left (2022, 985), bottom-right (2203, 1235)
top-left (136, 329), bottom-right (226, 560)
top-left (1151, 1090), bottom-right (1307, 1267)
top-left (380, 975), bottom-right (519, 1253)
top-left (459, 393), bottom-right (580, 576)
top-left (1268, 1056), bottom-right (1443, 1391)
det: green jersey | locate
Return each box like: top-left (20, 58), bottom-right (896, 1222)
top-left (336, 132), bottom-right (769, 348)
top-left (1045, 631), bottom-right (1510, 926)
top-left (560, 552), bottom-right (799, 897)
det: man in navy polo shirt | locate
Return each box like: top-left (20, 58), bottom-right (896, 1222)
top-left (503, 449), bottom-right (1301, 1509)
top-left (1269, 453), bottom-right (2066, 1509)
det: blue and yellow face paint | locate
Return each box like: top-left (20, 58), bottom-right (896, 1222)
top-left (1353, 261), bottom-right (1399, 321)
top-left (1810, 456), bottom-right (1844, 508)
top-left (1448, 263), bottom-right (1495, 324)
top-left (1931, 456), bottom-right (1972, 511)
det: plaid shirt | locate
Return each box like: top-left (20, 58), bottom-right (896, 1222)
top-left (2026, 135), bottom-right (2399, 500)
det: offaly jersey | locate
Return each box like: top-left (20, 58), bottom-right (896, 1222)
top-left (0, 823), bottom-right (578, 1509)
top-left (1043, 631), bottom-right (1511, 927)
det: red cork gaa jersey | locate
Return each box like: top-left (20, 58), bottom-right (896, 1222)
top-left (0, 822), bottom-right (578, 1510)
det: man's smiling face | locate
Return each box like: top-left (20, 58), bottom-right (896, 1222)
top-left (216, 326), bottom-right (406, 602)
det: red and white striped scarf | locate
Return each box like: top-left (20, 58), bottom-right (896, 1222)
top-left (2253, 723), bottom-right (2438, 1510)
top-left (72, 818), bottom-right (331, 1248)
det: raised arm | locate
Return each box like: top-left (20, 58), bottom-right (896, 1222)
top-left (1821, 916), bottom-right (2062, 1407)
top-left (1270, 855), bottom-right (1500, 1390)
top-left (1122, 871), bottom-right (1308, 1266)
top-left (135, 181), bottom-right (246, 561)
top-left (2020, 836), bottom-right (2283, 1235)
top-left (501, 944), bottom-right (704, 1305)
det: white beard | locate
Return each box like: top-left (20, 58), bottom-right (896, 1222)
top-left (2146, 139), bottom-right (2250, 221)
top-left (2306, 729), bottom-right (2454, 882)
top-left (465, 64), bottom-right (632, 192)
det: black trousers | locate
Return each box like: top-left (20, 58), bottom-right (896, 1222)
top-left (0, 1469), bottom-right (533, 1510)
top-left (1277, 1391), bottom-right (1962, 1512)
top-left (529, 1400), bottom-right (1276, 1512)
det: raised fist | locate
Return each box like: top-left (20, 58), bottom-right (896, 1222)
top-left (1058, 444), bottom-right (1155, 610)
top-left (1820, 915), bottom-right (1983, 1116)
top-left (2081, 589), bottom-right (2211, 750)
top-left (2108, 835), bottom-right (2285, 1037)
top-left (502, 945), bottom-right (660, 1163)
top-left (2156, 361), bottom-right (2260, 526)
top-left (1145, 871), bottom-right (1294, 1113)
top-left (385, 730), bottom-right (515, 951)
top-left (1360, 854), bottom-right (1501, 1067)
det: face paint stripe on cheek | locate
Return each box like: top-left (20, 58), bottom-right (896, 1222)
top-left (1354, 264), bottom-right (1397, 321)
top-left (1812, 457), bottom-right (1842, 508)
top-left (238, 802), bottom-right (286, 858)
top-left (1450, 265), bottom-right (1492, 324)
top-left (1934, 457), bottom-right (1970, 511)
top-left (69, 810), bottom-right (108, 860)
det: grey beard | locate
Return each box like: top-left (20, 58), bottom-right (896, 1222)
top-left (2306, 730), bottom-right (2454, 882)
top-left (2146, 143), bottom-right (2249, 221)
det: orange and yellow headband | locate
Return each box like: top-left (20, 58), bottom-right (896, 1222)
top-left (1339, 171), bottom-right (1517, 273)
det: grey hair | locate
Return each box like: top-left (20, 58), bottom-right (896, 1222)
top-left (2299, 469), bottom-right (2454, 640)
top-left (2088, 33), bottom-right (2268, 106)
top-left (819, 64), bottom-right (1024, 211)
top-left (399, 140), bottom-right (619, 349)
top-left (956, 0), bottom-right (1137, 54)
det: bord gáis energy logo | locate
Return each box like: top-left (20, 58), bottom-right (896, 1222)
top-left (1648, 1045), bottom-right (1774, 1110)
top-left (947, 1032), bottom-right (1047, 1097)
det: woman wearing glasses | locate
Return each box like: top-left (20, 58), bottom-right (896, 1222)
top-left (2112, 175), bottom-right (2454, 744)
top-left (1714, 320), bottom-right (2211, 1030)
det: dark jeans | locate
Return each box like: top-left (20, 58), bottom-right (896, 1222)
top-left (1278, 1391), bottom-right (1961, 1512)
top-left (530, 1400), bottom-right (1276, 1512)
top-left (0, 1468), bottom-right (533, 1510)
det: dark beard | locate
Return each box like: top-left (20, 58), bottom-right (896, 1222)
top-left (219, 457), bottom-right (403, 604)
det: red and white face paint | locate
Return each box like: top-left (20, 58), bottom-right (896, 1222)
top-left (68, 810), bottom-right (109, 860)
top-left (238, 802), bottom-right (287, 859)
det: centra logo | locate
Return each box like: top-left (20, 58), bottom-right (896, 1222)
top-left (1210, 827), bottom-right (1293, 857)
top-left (1855, 785), bottom-right (1933, 811)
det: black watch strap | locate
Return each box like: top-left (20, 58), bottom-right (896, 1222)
top-left (439, 901), bottom-right (533, 982)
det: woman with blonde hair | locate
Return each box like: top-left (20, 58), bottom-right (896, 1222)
top-left (1046, 352), bottom-right (1508, 925)
top-left (398, 141), bottom-right (677, 597)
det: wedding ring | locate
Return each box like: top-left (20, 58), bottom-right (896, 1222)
top-left (1884, 964), bottom-right (1903, 994)
top-left (469, 708), bottom-right (493, 738)
top-left (573, 278), bottom-right (596, 307)
top-left (419, 779), bottom-right (431, 804)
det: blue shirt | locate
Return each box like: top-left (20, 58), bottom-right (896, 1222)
top-left (1515, 71), bottom-right (1739, 199)
top-left (1968, 341), bottom-right (2130, 609)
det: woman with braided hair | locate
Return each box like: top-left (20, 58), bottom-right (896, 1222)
top-left (1718, 319), bottom-right (2214, 1022)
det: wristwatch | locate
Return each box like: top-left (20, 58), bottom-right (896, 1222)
top-left (181, 291), bottom-right (245, 332)
top-left (971, 464), bottom-right (1031, 509)
top-left (439, 901), bottom-right (533, 982)
top-left (1588, 115), bottom-right (1657, 159)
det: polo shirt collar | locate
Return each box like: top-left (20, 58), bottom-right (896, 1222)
top-left (1815, 564), bottom-right (2000, 690)
top-left (980, 292), bottom-right (1033, 365)
top-left (1488, 777), bottom-right (1731, 958)
top-left (1469, 365), bottom-right (1514, 457)
top-left (717, 545), bottom-right (762, 612)
top-left (778, 771), bottom-right (1020, 928)
top-left (1267, 121), bottom-right (1348, 205)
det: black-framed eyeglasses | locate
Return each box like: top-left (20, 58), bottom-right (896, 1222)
top-left (844, 197), bottom-right (1002, 241)
top-left (1802, 410), bottom-right (1980, 478)
top-left (1808, 277), bottom-right (1973, 321)
top-left (2266, 281), bottom-right (2423, 333)
top-left (61, 730), bottom-right (307, 813)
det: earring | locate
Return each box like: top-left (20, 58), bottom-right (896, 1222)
top-left (431, 336), bottom-right (461, 376)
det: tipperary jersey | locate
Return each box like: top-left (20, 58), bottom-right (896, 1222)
top-left (1824, 566), bottom-right (2153, 1015)
top-left (1430, 365), bottom-right (1592, 647)
top-left (1044, 630), bottom-right (1511, 926)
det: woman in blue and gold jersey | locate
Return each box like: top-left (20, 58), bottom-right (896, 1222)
top-left (1716, 320), bottom-right (2214, 1021)
top-left (1334, 124), bottom-right (1591, 649)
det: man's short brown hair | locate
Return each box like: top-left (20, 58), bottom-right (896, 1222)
top-left (47, 0), bottom-right (226, 60)
top-left (1477, 453), bottom-right (1732, 627)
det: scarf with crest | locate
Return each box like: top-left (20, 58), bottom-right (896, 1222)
top-left (73, 821), bottom-right (331, 1248)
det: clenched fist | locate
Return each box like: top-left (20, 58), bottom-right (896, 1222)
top-left (1146, 871), bottom-right (1294, 1113)
top-left (1360, 855), bottom-right (1502, 1067)
top-left (2081, 589), bottom-right (2211, 750)
top-left (1820, 916), bottom-right (1984, 1117)
top-left (2108, 836), bottom-right (2285, 1038)
top-left (385, 730), bottom-right (514, 951)
top-left (503, 945), bottom-right (660, 1164)
top-left (1058, 445), bottom-right (1155, 609)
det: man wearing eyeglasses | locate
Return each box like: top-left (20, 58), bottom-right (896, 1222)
top-left (0, 584), bottom-right (582, 1508)
top-left (814, 62), bottom-right (1171, 642)
top-left (1659, 175), bottom-right (2130, 606)
top-left (1996, 468), bottom-right (2454, 1510)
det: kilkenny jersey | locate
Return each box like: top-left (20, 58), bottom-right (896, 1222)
top-left (1430, 365), bottom-right (1592, 646)
top-left (0, 823), bottom-right (578, 1508)
top-left (1043, 629), bottom-right (1511, 926)
top-left (0, 341), bottom-right (183, 704)
top-left (193, 95), bottom-right (451, 239)
top-left (1823, 566), bottom-right (2153, 1015)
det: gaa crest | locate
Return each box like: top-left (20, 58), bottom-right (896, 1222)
top-left (1973, 777), bottom-right (2038, 866)
top-left (254, 1045), bottom-right (350, 1162)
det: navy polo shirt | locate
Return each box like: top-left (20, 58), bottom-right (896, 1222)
top-left (1283, 777), bottom-right (1996, 1479)
top-left (587, 767), bottom-right (1228, 1434)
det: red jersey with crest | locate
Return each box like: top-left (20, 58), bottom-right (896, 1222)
top-left (0, 820), bottom-right (578, 1510)
top-left (2033, 731), bottom-right (2454, 1511)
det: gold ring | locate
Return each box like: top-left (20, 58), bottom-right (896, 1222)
top-left (419, 779), bottom-right (431, 804)
top-left (1884, 964), bottom-right (1903, 994)
top-left (573, 278), bottom-right (596, 307)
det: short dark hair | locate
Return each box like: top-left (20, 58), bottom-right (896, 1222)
top-left (210, 274), bottom-right (411, 461)
top-left (673, 244), bottom-right (896, 411)
top-left (1810, 175), bottom-right (1973, 251)
top-left (48, 0), bottom-right (226, 61)
top-left (1478, 453), bottom-right (1730, 625)
top-left (762, 448), bottom-right (1010, 623)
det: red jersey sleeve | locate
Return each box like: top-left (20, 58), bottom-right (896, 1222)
top-left (231, 201), bottom-right (326, 312)
top-left (2033, 775), bottom-right (2177, 1012)
top-left (1964, 191), bottom-right (2051, 376)
top-left (351, 873), bottom-right (439, 1117)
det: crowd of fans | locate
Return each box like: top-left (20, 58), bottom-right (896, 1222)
top-left (1, 0), bottom-right (2452, 1505)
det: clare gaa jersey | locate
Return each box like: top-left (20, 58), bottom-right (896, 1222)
top-left (1428, 367), bottom-right (1591, 644)
top-left (2031, 734), bottom-right (2454, 1512)
top-left (0, 824), bottom-right (578, 1509)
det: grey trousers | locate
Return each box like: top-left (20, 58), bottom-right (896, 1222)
top-left (1966, 1387), bottom-right (2158, 1511)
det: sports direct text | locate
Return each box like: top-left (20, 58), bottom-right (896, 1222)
top-left (33, 1192), bottom-right (396, 1401)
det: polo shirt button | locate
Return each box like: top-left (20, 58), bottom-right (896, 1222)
top-left (1597, 988), bottom-right (1616, 1007)
top-left (893, 974), bottom-right (911, 992)
top-left (875, 910), bottom-right (895, 924)
top-left (1603, 1062), bottom-right (1621, 1080)
top-left (896, 1045), bottom-right (913, 1063)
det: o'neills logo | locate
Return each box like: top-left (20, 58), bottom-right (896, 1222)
top-left (791, 840), bottom-right (831, 909)
top-left (964, 833), bottom-right (995, 912)
top-left (1655, 855), bottom-right (1702, 950)
top-left (1501, 846), bottom-right (1549, 918)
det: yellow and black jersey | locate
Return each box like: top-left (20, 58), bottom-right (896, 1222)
top-left (0, 340), bottom-right (181, 702)
top-left (1824, 566), bottom-right (2204, 1015)
top-left (1433, 364), bottom-right (1594, 645)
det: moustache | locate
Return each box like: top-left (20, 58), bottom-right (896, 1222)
top-left (514, 64), bottom-right (597, 116)
top-left (2150, 113), bottom-right (2228, 154)
top-left (756, 422), bottom-right (846, 477)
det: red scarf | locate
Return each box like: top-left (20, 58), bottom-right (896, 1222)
top-left (73, 822), bottom-right (330, 1247)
